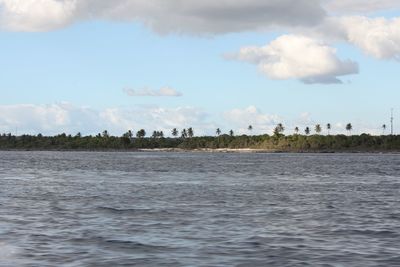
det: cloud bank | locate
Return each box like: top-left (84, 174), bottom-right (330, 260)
top-left (0, 103), bottom-right (386, 136)
top-left (0, 0), bottom-right (325, 33)
top-left (0, 103), bottom-right (282, 136)
top-left (0, 103), bottom-right (213, 136)
top-left (223, 106), bottom-right (281, 135)
top-left (1, 0), bottom-right (398, 33)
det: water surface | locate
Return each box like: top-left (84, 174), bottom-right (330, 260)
top-left (0, 152), bottom-right (399, 266)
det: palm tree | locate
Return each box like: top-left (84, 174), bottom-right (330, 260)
top-left (274, 123), bottom-right (285, 136)
top-left (172, 128), bottom-right (178, 137)
top-left (181, 129), bottom-right (188, 138)
top-left (136, 129), bottom-right (146, 138)
top-left (248, 125), bottom-right (253, 135)
top-left (326, 123), bottom-right (331, 135)
top-left (187, 127), bottom-right (194, 138)
top-left (277, 123), bottom-right (285, 133)
top-left (346, 123), bottom-right (353, 135)
top-left (315, 124), bottom-right (322, 135)
top-left (122, 130), bottom-right (133, 140)
top-left (294, 127), bottom-right (299, 135)
top-left (305, 127), bottom-right (310, 135)
top-left (229, 129), bottom-right (234, 136)
top-left (102, 130), bottom-right (109, 138)
top-left (216, 128), bottom-right (221, 136)
top-left (382, 124), bottom-right (387, 135)
top-left (127, 130), bottom-right (133, 139)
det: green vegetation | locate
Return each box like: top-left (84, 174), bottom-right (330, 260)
top-left (0, 130), bottom-right (399, 152)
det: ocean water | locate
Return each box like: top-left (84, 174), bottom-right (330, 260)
top-left (0, 151), bottom-right (399, 267)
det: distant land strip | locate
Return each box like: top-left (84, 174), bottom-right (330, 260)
top-left (0, 133), bottom-right (399, 152)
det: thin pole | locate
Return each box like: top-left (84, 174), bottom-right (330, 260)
top-left (391, 108), bottom-right (394, 135)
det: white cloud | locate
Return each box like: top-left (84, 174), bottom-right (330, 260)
top-left (123, 87), bottom-right (182, 97)
top-left (230, 34), bottom-right (359, 84)
top-left (0, 103), bottom-right (389, 136)
top-left (0, 103), bottom-right (214, 136)
top-left (3, 0), bottom-right (400, 34)
top-left (307, 16), bottom-right (400, 60)
top-left (0, 0), bottom-right (399, 86)
top-left (0, 0), bottom-right (325, 33)
top-left (223, 106), bottom-right (281, 135)
top-left (0, 0), bottom-right (77, 32)
top-left (0, 103), bottom-right (100, 135)
top-left (340, 16), bottom-right (400, 60)
top-left (99, 106), bottom-right (213, 135)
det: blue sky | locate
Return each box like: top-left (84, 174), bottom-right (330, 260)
top-left (0, 0), bottom-right (399, 136)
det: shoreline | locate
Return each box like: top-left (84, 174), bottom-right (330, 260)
top-left (0, 148), bottom-right (399, 154)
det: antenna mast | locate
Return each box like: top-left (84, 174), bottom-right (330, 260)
top-left (391, 108), bottom-right (394, 135)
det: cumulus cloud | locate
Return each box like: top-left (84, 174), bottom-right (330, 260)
top-left (0, 0), bottom-right (325, 33)
top-left (0, 103), bottom-right (100, 135)
top-left (0, 103), bottom-right (214, 136)
top-left (0, 0), bottom-right (77, 32)
top-left (339, 16), bottom-right (400, 60)
top-left (307, 16), bottom-right (400, 60)
top-left (223, 106), bottom-right (281, 135)
top-left (229, 34), bottom-right (359, 84)
top-left (123, 87), bottom-right (182, 97)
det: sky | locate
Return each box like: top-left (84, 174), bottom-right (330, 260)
top-left (0, 0), bottom-right (399, 136)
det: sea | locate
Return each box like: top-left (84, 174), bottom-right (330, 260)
top-left (0, 151), bottom-right (399, 266)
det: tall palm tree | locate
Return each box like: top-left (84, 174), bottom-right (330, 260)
top-left (102, 130), bottom-right (110, 138)
top-left (315, 124), bottom-right (322, 135)
top-left (326, 123), bottom-right (331, 135)
top-left (248, 125), bottom-right (253, 135)
top-left (382, 124), bottom-right (387, 135)
top-left (172, 128), bottom-right (178, 137)
top-left (274, 123), bottom-right (285, 136)
top-left (305, 127), bottom-right (310, 135)
top-left (229, 129), bottom-right (234, 136)
top-left (277, 123), bottom-right (285, 133)
top-left (294, 127), bottom-right (299, 135)
top-left (122, 130), bottom-right (133, 139)
top-left (346, 123), bottom-right (353, 135)
top-left (181, 129), bottom-right (188, 138)
top-left (216, 128), bottom-right (221, 136)
top-left (136, 129), bottom-right (146, 138)
top-left (187, 127), bottom-right (194, 138)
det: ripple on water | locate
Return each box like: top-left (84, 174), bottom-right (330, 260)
top-left (0, 151), bottom-right (399, 266)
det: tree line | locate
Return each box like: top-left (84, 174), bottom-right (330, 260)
top-left (0, 123), bottom-right (398, 152)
